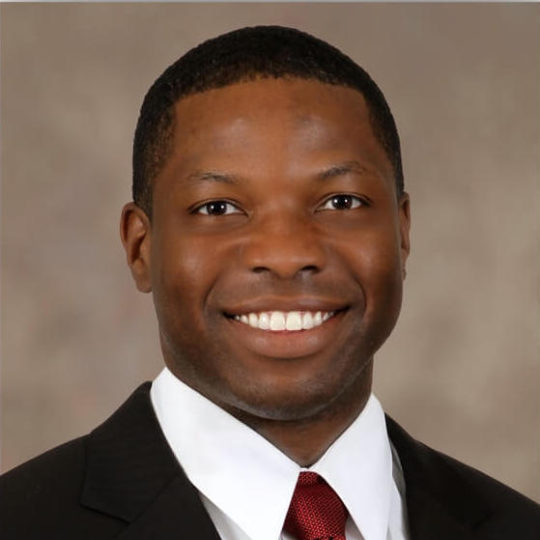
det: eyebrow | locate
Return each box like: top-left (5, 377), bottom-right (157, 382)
top-left (185, 170), bottom-right (240, 185)
top-left (317, 161), bottom-right (369, 180)
top-left (185, 161), bottom-right (369, 185)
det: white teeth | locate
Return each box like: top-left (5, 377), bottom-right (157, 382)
top-left (258, 312), bottom-right (270, 330)
top-left (234, 310), bottom-right (335, 331)
top-left (302, 312), bottom-right (314, 329)
top-left (248, 313), bottom-right (258, 328)
top-left (285, 311), bottom-right (302, 331)
top-left (270, 312), bottom-right (286, 331)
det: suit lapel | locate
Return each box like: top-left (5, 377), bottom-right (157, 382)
top-left (80, 383), bottom-right (220, 539)
top-left (400, 477), bottom-right (479, 540)
top-left (117, 475), bottom-right (222, 539)
top-left (386, 416), bottom-right (492, 540)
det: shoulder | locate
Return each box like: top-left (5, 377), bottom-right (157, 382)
top-left (0, 385), bottom-right (161, 540)
top-left (1, 436), bottom-right (85, 499)
top-left (386, 416), bottom-right (540, 538)
top-left (0, 436), bottom-right (125, 539)
top-left (0, 383), bottom-right (178, 539)
top-left (428, 442), bottom-right (539, 522)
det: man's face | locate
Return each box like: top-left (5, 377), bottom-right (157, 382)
top-left (124, 78), bottom-right (410, 422)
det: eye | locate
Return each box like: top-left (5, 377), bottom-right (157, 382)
top-left (318, 194), bottom-right (366, 211)
top-left (194, 200), bottom-right (242, 216)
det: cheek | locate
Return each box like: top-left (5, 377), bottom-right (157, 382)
top-left (363, 253), bottom-right (403, 335)
top-left (151, 233), bottom-right (221, 328)
top-left (342, 227), bottom-right (404, 310)
top-left (337, 219), bottom-right (402, 275)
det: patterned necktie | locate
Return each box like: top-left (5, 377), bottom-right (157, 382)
top-left (284, 472), bottom-right (348, 540)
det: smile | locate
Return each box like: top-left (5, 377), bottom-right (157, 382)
top-left (232, 311), bottom-right (335, 332)
top-left (223, 305), bottom-right (350, 358)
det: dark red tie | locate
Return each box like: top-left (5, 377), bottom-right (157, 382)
top-left (284, 472), bottom-right (348, 540)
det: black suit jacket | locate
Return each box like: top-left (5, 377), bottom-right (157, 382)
top-left (1, 383), bottom-right (539, 539)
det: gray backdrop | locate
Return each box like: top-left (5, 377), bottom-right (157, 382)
top-left (1, 3), bottom-right (539, 501)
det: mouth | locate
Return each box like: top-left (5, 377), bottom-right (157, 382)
top-left (228, 310), bottom-right (337, 332)
top-left (222, 305), bottom-right (350, 359)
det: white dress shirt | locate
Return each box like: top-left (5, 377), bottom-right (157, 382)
top-left (151, 368), bottom-right (409, 540)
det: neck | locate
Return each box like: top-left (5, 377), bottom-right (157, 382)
top-left (231, 362), bottom-right (373, 467)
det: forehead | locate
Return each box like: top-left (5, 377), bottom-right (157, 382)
top-left (159, 78), bottom-right (394, 186)
top-left (176, 77), bottom-right (367, 119)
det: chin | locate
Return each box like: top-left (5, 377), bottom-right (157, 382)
top-left (163, 323), bottom-right (375, 423)
top-left (230, 390), bottom-right (332, 422)
top-left (218, 366), bottom-right (367, 423)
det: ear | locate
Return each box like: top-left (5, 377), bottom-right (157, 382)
top-left (120, 203), bottom-right (152, 293)
top-left (397, 192), bottom-right (411, 280)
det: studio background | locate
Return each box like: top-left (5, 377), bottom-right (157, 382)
top-left (1, 3), bottom-right (538, 501)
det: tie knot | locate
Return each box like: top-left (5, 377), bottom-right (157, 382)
top-left (284, 472), bottom-right (348, 540)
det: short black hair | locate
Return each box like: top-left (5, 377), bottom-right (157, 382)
top-left (133, 25), bottom-right (404, 216)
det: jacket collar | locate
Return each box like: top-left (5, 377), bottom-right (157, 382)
top-left (386, 416), bottom-right (493, 540)
top-left (80, 382), bottom-right (220, 539)
top-left (80, 382), bottom-right (493, 540)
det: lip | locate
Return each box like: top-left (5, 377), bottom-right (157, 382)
top-left (224, 307), bottom-right (350, 359)
top-left (222, 296), bottom-right (350, 316)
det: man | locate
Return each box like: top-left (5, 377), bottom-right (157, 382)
top-left (1, 25), bottom-right (538, 540)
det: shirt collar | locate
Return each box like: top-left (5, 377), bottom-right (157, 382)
top-left (151, 367), bottom-right (394, 540)
top-left (310, 394), bottom-right (393, 540)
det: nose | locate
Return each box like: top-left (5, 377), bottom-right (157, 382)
top-left (240, 214), bottom-right (327, 280)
